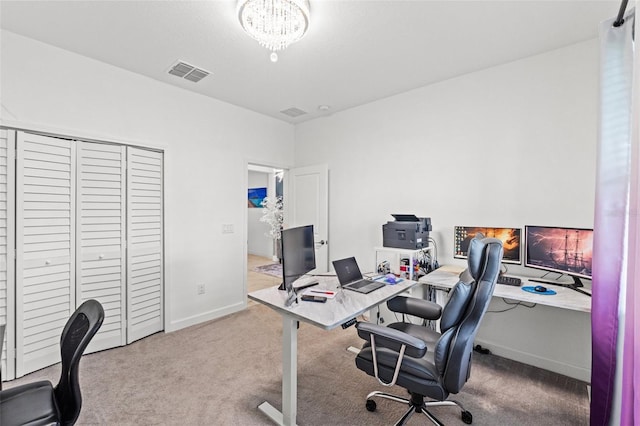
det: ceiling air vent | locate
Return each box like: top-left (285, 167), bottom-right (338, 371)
top-left (280, 107), bottom-right (308, 118)
top-left (168, 61), bottom-right (210, 83)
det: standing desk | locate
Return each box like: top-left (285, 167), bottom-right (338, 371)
top-left (248, 276), bottom-right (419, 426)
top-left (421, 265), bottom-right (591, 313)
top-left (420, 265), bottom-right (592, 381)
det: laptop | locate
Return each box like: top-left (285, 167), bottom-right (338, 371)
top-left (332, 257), bottom-right (386, 294)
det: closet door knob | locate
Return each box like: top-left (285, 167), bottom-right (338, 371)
top-left (45, 260), bottom-right (51, 265)
top-left (99, 254), bottom-right (105, 259)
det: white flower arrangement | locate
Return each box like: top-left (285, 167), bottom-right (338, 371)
top-left (259, 196), bottom-right (284, 240)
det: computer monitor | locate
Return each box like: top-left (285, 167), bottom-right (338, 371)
top-left (454, 226), bottom-right (522, 264)
top-left (280, 224), bottom-right (316, 295)
top-left (524, 225), bottom-right (593, 288)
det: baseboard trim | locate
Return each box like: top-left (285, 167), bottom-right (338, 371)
top-left (475, 338), bottom-right (591, 383)
top-left (167, 301), bottom-right (246, 332)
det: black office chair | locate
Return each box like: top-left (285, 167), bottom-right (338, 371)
top-left (0, 299), bottom-right (104, 426)
top-left (355, 236), bottom-right (503, 425)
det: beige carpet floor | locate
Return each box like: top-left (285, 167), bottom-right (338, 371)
top-left (3, 303), bottom-right (589, 425)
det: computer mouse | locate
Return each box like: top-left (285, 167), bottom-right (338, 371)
top-left (534, 285), bottom-right (547, 293)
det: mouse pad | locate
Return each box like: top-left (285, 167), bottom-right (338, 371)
top-left (522, 286), bottom-right (556, 295)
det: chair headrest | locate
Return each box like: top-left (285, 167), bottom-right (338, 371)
top-left (467, 235), bottom-right (502, 280)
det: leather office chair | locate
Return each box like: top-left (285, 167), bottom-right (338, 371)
top-left (355, 236), bottom-right (503, 425)
top-left (0, 299), bottom-right (104, 426)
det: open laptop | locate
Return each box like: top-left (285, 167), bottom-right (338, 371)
top-left (332, 257), bottom-right (386, 294)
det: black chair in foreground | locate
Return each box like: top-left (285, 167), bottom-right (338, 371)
top-left (355, 236), bottom-right (503, 425)
top-left (0, 299), bottom-right (104, 426)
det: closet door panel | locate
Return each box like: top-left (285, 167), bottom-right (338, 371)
top-left (0, 129), bottom-right (15, 381)
top-left (16, 132), bottom-right (75, 377)
top-left (76, 142), bottom-right (126, 352)
top-left (127, 148), bottom-right (163, 343)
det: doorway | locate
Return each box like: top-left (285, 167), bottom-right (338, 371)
top-left (245, 162), bottom-right (330, 298)
top-left (247, 164), bottom-right (284, 294)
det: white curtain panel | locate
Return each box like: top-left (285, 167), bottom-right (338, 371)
top-left (592, 7), bottom-right (637, 426)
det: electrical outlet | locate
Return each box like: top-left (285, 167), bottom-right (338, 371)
top-left (197, 284), bottom-right (205, 295)
top-left (222, 224), bottom-right (234, 234)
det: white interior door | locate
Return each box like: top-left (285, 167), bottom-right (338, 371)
top-left (285, 164), bottom-right (329, 272)
top-left (0, 129), bottom-right (16, 381)
top-left (76, 141), bottom-right (126, 352)
top-left (126, 147), bottom-right (164, 343)
top-left (16, 132), bottom-right (76, 377)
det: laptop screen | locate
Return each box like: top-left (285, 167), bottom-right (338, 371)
top-left (332, 257), bottom-right (364, 285)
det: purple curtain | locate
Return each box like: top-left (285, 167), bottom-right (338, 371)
top-left (622, 8), bottom-right (640, 424)
top-left (591, 9), bottom-right (636, 426)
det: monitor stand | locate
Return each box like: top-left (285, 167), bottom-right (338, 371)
top-left (278, 280), bottom-right (319, 292)
top-left (528, 275), bottom-right (592, 297)
top-left (284, 290), bottom-right (297, 307)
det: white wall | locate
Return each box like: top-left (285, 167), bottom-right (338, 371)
top-left (296, 40), bottom-right (597, 269)
top-left (247, 170), bottom-right (273, 257)
top-left (1, 28), bottom-right (596, 380)
top-left (0, 30), bottom-right (295, 331)
top-left (295, 40), bottom-right (597, 381)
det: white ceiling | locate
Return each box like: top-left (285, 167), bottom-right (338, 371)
top-left (0, 0), bottom-right (621, 123)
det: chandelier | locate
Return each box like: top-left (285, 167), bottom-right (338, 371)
top-left (237, 0), bottom-right (310, 62)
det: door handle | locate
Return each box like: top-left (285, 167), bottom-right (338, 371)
top-left (316, 240), bottom-right (327, 246)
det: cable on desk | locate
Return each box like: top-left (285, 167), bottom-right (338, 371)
top-left (487, 298), bottom-right (536, 313)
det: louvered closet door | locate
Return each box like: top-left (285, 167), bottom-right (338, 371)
top-left (126, 147), bottom-right (163, 343)
top-left (16, 132), bottom-right (75, 377)
top-left (77, 142), bottom-right (126, 352)
top-left (0, 129), bottom-right (16, 381)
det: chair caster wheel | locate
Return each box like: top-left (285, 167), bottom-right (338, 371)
top-left (366, 399), bottom-right (377, 412)
top-left (461, 410), bottom-right (472, 424)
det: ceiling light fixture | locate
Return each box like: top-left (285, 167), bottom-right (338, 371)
top-left (237, 0), bottom-right (310, 63)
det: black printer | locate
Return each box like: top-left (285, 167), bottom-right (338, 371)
top-left (382, 214), bottom-right (432, 249)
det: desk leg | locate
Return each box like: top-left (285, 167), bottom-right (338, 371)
top-left (257, 315), bottom-right (298, 426)
top-left (282, 316), bottom-right (297, 425)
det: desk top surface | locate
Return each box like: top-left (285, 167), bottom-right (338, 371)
top-left (421, 265), bottom-right (592, 313)
top-left (249, 275), bottom-right (419, 330)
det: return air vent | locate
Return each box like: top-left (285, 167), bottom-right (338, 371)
top-left (280, 107), bottom-right (308, 118)
top-left (168, 61), bottom-right (210, 83)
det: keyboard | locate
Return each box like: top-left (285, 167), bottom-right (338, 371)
top-left (349, 279), bottom-right (374, 289)
top-left (497, 275), bottom-right (522, 286)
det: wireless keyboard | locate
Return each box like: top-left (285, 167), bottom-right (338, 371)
top-left (497, 275), bottom-right (521, 286)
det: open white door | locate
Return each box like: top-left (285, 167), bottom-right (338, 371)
top-left (285, 164), bottom-right (329, 272)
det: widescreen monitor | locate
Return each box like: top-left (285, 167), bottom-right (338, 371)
top-left (524, 225), bottom-right (593, 286)
top-left (454, 226), bottom-right (522, 264)
top-left (280, 224), bottom-right (316, 293)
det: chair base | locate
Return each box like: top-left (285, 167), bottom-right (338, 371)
top-left (365, 390), bottom-right (473, 426)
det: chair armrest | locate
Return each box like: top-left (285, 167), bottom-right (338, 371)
top-left (387, 296), bottom-right (442, 320)
top-left (356, 321), bottom-right (427, 358)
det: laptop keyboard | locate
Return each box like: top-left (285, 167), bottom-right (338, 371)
top-left (350, 279), bottom-right (372, 289)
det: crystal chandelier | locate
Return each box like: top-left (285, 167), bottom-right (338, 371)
top-left (237, 0), bottom-right (310, 62)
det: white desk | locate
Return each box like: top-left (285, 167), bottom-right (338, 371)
top-left (422, 265), bottom-right (591, 313)
top-left (420, 265), bottom-right (592, 381)
top-left (249, 276), bottom-right (419, 426)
